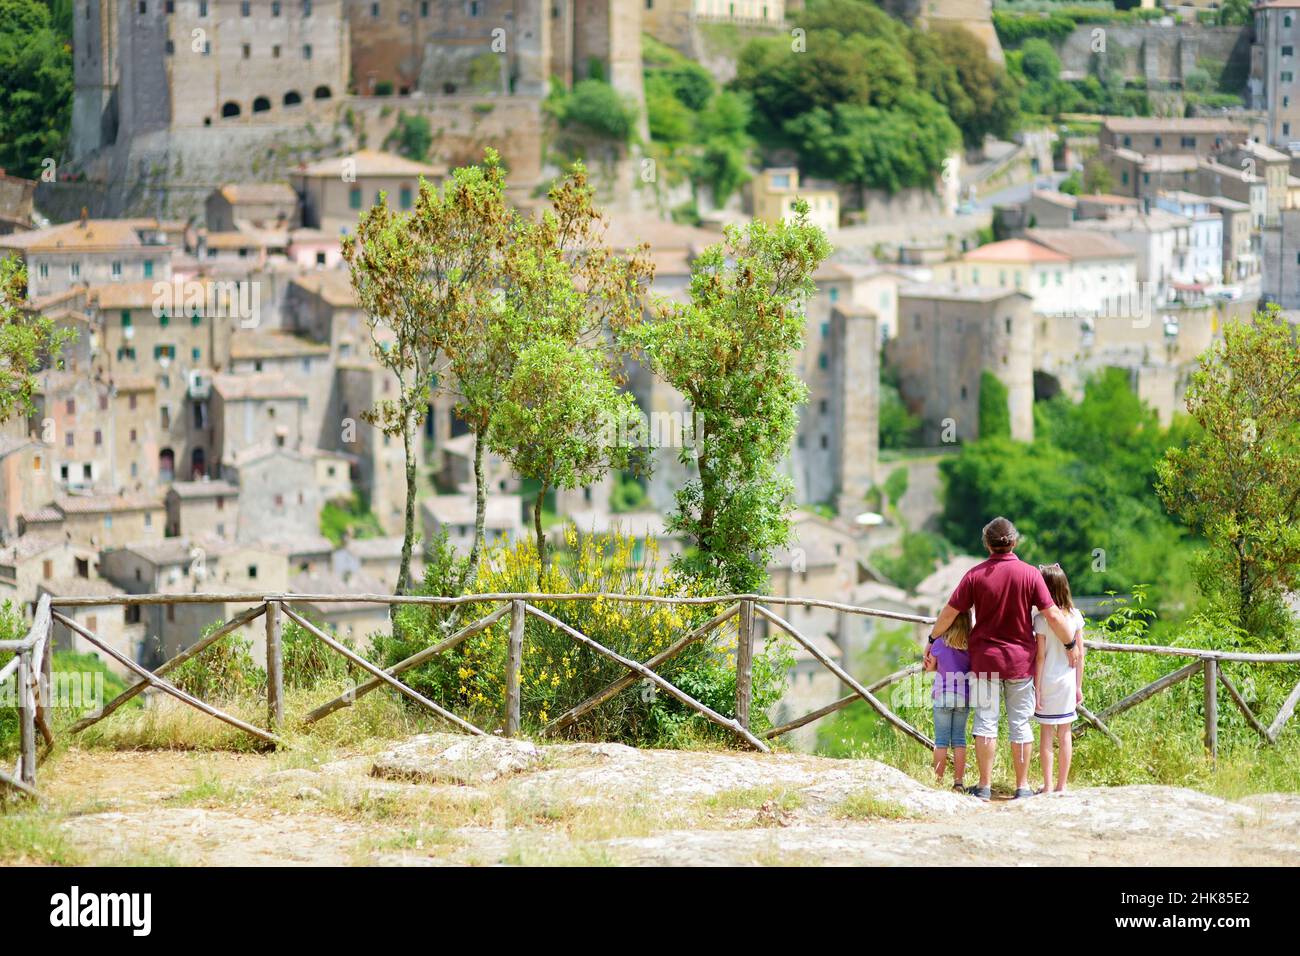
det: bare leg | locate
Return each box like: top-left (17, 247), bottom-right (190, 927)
top-left (953, 746), bottom-right (967, 787)
top-left (1039, 725), bottom-right (1053, 792)
top-left (933, 745), bottom-right (948, 782)
top-left (1055, 725), bottom-right (1073, 792)
top-left (975, 735), bottom-right (997, 789)
top-left (1011, 741), bottom-right (1033, 792)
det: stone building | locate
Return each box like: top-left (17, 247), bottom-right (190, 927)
top-left (794, 264), bottom-right (894, 515)
top-left (0, 218), bottom-right (173, 300)
top-left (1205, 195), bottom-right (1257, 281)
top-left (211, 372), bottom-right (311, 462)
top-left (0, 169), bottom-right (36, 235)
top-left (164, 478), bottom-right (240, 538)
top-left (888, 285), bottom-right (1035, 444)
top-left (0, 535), bottom-right (99, 611)
top-left (1099, 117), bottom-right (1249, 157)
top-left (221, 441), bottom-right (325, 544)
top-left (750, 168), bottom-right (840, 235)
top-left (0, 437), bottom-right (55, 543)
top-left (1250, 2), bottom-right (1300, 148)
top-left (19, 493), bottom-right (166, 550)
top-left (205, 183), bottom-right (300, 232)
top-left (63, 0), bottom-right (645, 217)
top-left (30, 370), bottom-right (160, 496)
top-left (290, 149), bottom-right (446, 236)
top-left (89, 278), bottom-right (243, 484)
top-left (1262, 206), bottom-right (1300, 307)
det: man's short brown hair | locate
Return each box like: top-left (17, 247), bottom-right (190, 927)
top-left (982, 516), bottom-right (1019, 553)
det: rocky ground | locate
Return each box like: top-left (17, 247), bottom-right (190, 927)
top-left (21, 733), bottom-right (1299, 866)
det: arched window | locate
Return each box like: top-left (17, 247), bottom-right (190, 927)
top-left (283, 90), bottom-right (302, 106)
top-left (313, 85), bottom-right (332, 100)
top-left (190, 447), bottom-right (206, 479)
top-left (252, 96), bottom-right (271, 113)
top-left (159, 448), bottom-right (175, 482)
top-left (221, 101), bottom-right (241, 118)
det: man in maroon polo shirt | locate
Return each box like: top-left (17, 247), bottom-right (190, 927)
top-left (924, 517), bottom-right (1081, 800)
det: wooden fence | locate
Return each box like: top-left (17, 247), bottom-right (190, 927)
top-left (2, 591), bottom-right (1299, 798)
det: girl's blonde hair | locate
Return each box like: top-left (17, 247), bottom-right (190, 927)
top-left (942, 608), bottom-right (973, 651)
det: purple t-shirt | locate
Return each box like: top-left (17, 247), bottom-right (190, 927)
top-left (930, 637), bottom-right (972, 705)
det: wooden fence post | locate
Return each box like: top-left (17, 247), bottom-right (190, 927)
top-left (506, 600), bottom-right (524, 737)
top-left (1204, 658), bottom-right (1218, 762)
top-left (266, 601), bottom-right (283, 732)
top-left (17, 649), bottom-right (35, 787)
top-left (736, 599), bottom-right (755, 730)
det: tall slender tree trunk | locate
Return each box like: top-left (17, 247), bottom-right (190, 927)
top-left (395, 410), bottom-right (417, 630)
top-left (534, 483), bottom-right (548, 589)
top-left (465, 430), bottom-right (487, 588)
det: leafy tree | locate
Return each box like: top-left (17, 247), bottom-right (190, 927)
top-left (387, 112), bottom-right (433, 161)
top-left (342, 162), bottom-right (506, 597)
top-left (883, 467), bottom-right (909, 509)
top-left (645, 73), bottom-right (695, 145)
top-left (485, 163), bottom-right (652, 582)
top-left (880, 363), bottom-right (922, 449)
top-left (0, 0), bottom-right (74, 180)
top-left (490, 342), bottom-right (639, 585)
top-left (551, 79), bottom-right (638, 142)
top-left (978, 371), bottom-right (1011, 438)
top-left (630, 200), bottom-right (831, 591)
top-left (921, 26), bottom-right (1020, 149)
top-left (433, 151), bottom-right (515, 584)
top-left (1157, 308), bottom-right (1300, 640)
top-left (0, 255), bottom-right (74, 423)
top-left (1083, 159), bottom-right (1115, 194)
top-left (784, 95), bottom-right (960, 195)
top-left (1217, 0), bottom-right (1251, 26)
top-left (941, 370), bottom-right (1198, 599)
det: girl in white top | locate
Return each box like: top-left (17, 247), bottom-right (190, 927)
top-left (1032, 563), bottom-right (1086, 793)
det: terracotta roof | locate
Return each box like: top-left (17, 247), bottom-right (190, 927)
top-left (53, 493), bottom-right (163, 515)
top-left (87, 280), bottom-right (166, 310)
top-left (0, 534), bottom-right (64, 564)
top-left (290, 271), bottom-right (357, 308)
top-left (422, 494), bottom-right (522, 528)
top-left (1023, 229), bottom-right (1135, 261)
top-left (963, 239), bottom-right (1068, 264)
top-left (295, 149), bottom-right (446, 179)
top-left (1030, 190), bottom-right (1077, 209)
top-left (229, 331), bottom-right (330, 360)
top-left (900, 283), bottom-right (1033, 304)
top-left (39, 576), bottom-right (124, 597)
top-left (1076, 193), bottom-right (1140, 207)
top-left (218, 182), bottom-right (297, 205)
top-left (1104, 117), bottom-right (1247, 134)
top-left (168, 479), bottom-right (239, 500)
top-left (212, 372), bottom-right (308, 401)
top-left (342, 536), bottom-right (405, 560)
top-left (0, 219), bottom-right (147, 253)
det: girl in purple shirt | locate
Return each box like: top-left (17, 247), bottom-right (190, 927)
top-left (925, 609), bottom-right (973, 790)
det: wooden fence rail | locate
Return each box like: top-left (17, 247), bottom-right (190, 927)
top-left (2, 591), bottom-right (1298, 798)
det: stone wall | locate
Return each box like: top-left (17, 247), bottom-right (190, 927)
top-left (1056, 23), bottom-right (1250, 91)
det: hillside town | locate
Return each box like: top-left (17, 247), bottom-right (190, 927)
top-left (1, 0), bottom-right (1298, 752)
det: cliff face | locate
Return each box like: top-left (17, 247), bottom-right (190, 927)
top-left (879, 0), bottom-right (1004, 63)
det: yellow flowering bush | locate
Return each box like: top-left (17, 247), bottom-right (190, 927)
top-left (371, 528), bottom-right (793, 746)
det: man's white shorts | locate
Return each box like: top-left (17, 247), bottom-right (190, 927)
top-left (971, 676), bottom-right (1035, 744)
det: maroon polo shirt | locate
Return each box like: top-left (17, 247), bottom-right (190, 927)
top-left (947, 553), bottom-right (1055, 680)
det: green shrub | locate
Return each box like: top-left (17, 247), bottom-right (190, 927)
top-left (371, 530), bottom-right (793, 747)
top-left (550, 79), bottom-right (638, 142)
